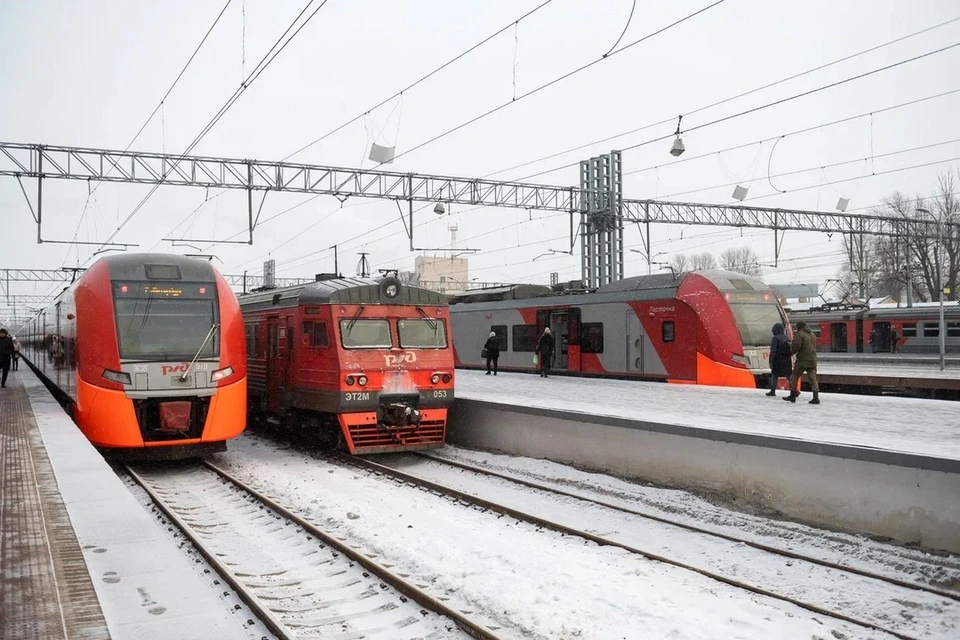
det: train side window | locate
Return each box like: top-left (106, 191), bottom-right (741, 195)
top-left (303, 321), bottom-right (330, 347)
top-left (662, 320), bottom-right (675, 343)
top-left (512, 325), bottom-right (538, 352)
top-left (949, 322), bottom-right (960, 338)
top-left (923, 323), bottom-right (939, 338)
top-left (491, 325), bottom-right (508, 351)
top-left (244, 324), bottom-right (258, 356)
top-left (901, 323), bottom-right (917, 337)
top-left (809, 323), bottom-right (822, 338)
top-left (581, 322), bottom-right (604, 353)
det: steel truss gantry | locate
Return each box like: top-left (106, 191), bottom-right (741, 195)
top-left (2, 141), bottom-right (957, 276)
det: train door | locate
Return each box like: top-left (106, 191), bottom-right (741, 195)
top-left (566, 308), bottom-right (581, 372)
top-left (266, 317), bottom-right (281, 412)
top-left (855, 318), bottom-right (864, 353)
top-left (550, 311), bottom-right (569, 370)
top-left (626, 310), bottom-right (645, 373)
top-left (873, 321), bottom-right (892, 352)
top-left (830, 323), bottom-right (847, 352)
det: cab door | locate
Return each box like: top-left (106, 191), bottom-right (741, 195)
top-left (266, 317), bottom-right (281, 412)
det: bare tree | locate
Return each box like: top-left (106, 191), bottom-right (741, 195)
top-left (719, 246), bottom-right (761, 276)
top-left (689, 252), bottom-right (717, 270)
top-left (670, 253), bottom-right (689, 274)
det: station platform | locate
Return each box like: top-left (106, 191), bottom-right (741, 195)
top-left (450, 369), bottom-right (960, 553)
top-left (0, 368), bottom-right (250, 640)
top-left (815, 353), bottom-right (960, 398)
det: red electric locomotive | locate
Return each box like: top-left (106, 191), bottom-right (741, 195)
top-left (238, 275), bottom-right (454, 454)
top-left (451, 270), bottom-right (788, 388)
top-left (21, 254), bottom-right (247, 458)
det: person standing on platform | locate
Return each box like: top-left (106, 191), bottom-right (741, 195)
top-left (0, 329), bottom-right (15, 388)
top-left (890, 327), bottom-right (900, 353)
top-left (784, 321), bottom-right (820, 404)
top-left (765, 323), bottom-right (792, 397)
top-left (483, 331), bottom-right (500, 375)
top-left (869, 328), bottom-right (877, 353)
top-left (11, 337), bottom-right (20, 371)
top-left (536, 327), bottom-right (555, 378)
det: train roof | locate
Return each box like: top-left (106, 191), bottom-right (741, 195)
top-left (238, 276), bottom-right (446, 312)
top-left (448, 284), bottom-right (555, 304)
top-left (99, 252), bottom-right (218, 282)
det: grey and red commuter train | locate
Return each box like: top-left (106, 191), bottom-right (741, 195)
top-left (450, 270), bottom-right (788, 388)
top-left (784, 302), bottom-right (960, 353)
top-left (20, 254), bottom-right (247, 458)
top-left (238, 275), bottom-right (454, 454)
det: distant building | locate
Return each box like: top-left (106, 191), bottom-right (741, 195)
top-left (413, 255), bottom-right (469, 294)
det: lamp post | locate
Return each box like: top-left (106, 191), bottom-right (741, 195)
top-left (917, 207), bottom-right (952, 371)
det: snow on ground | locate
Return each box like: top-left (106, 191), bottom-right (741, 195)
top-left (215, 434), bottom-right (895, 640)
top-left (453, 370), bottom-right (960, 460)
top-left (428, 446), bottom-right (960, 593)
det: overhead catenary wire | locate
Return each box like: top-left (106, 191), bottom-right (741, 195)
top-left (487, 15), bottom-right (960, 181)
top-left (61, 0), bottom-right (235, 267)
top-left (281, 0), bottom-right (556, 162)
top-left (384, 1), bottom-right (727, 166)
top-left (99, 0), bottom-right (331, 257)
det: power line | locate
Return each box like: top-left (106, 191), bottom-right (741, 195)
top-left (502, 17), bottom-right (960, 180)
top-left (386, 0), bottom-right (727, 165)
top-left (97, 0), bottom-right (331, 256)
top-left (281, 0), bottom-right (556, 162)
top-left (62, 0), bottom-right (235, 266)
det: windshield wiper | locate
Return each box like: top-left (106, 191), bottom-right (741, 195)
top-left (415, 306), bottom-right (438, 331)
top-left (180, 324), bottom-right (219, 382)
top-left (346, 306), bottom-right (366, 333)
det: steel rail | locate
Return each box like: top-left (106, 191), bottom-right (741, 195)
top-left (124, 465), bottom-right (295, 640)
top-left (202, 459), bottom-right (502, 640)
top-left (337, 453), bottom-right (923, 640)
top-left (418, 452), bottom-right (960, 601)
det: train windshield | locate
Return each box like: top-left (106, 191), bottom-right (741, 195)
top-left (113, 282), bottom-right (218, 360)
top-left (398, 319), bottom-right (447, 348)
top-left (728, 302), bottom-right (785, 347)
top-left (340, 319), bottom-right (392, 348)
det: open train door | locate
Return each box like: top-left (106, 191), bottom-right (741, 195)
top-left (830, 323), bottom-right (848, 352)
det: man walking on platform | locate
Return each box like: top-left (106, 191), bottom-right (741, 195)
top-left (536, 327), bottom-right (555, 378)
top-left (0, 329), bottom-right (15, 388)
top-left (784, 321), bottom-right (820, 404)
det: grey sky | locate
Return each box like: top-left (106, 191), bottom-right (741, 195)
top-left (1, 0), bottom-right (958, 319)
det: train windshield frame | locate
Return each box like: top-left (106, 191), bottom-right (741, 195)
top-left (339, 318), bottom-right (392, 349)
top-left (397, 318), bottom-right (447, 349)
top-left (728, 301), bottom-right (786, 347)
top-left (113, 282), bottom-right (219, 360)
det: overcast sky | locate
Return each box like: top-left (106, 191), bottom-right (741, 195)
top-left (1, 0), bottom-right (958, 322)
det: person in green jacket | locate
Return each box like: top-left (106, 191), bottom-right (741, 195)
top-left (784, 320), bottom-right (820, 405)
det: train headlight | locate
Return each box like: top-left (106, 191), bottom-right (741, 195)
top-left (441, 373), bottom-right (451, 383)
top-left (346, 375), bottom-right (355, 386)
top-left (430, 374), bottom-right (441, 385)
top-left (358, 375), bottom-right (368, 386)
top-left (102, 369), bottom-right (131, 385)
top-left (211, 366), bottom-right (234, 382)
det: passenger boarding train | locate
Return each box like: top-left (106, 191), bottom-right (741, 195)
top-left (238, 275), bottom-right (454, 454)
top-left (450, 270), bottom-right (788, 388)
top-left (21, 254), bottom-right (247, 458)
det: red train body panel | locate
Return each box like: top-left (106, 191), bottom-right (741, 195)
top-left (784, 303), bottom-right (960, 354)
top-left (450, 270), bottom-right (788, 388)
top-left (20, 254), bottom-right (247, 458)
top-left (239, 276), bottom-right (454, 454)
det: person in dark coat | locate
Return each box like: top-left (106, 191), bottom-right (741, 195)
top-left (765, 322), bottom-right (792, 396)
top-left (0, 328), bottom-right (15, 388)
top-left (890, 327), bottom-right (900, 353)
top-left (784, 321), bottom-right (820, 404)
top-left (11, 337), bottom-right (20, 371)
top-left (536, 327), bottom-right (555, 378)
top-left (483, 331), bottom-right (500, 375)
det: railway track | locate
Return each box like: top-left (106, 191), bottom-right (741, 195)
top-left (126, 461), bottom-right (501, 640)
top-left (335, 451), bottom-right (959, 640)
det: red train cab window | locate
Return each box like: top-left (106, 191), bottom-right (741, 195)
top-left (662, 321), bottom-right (675, 343)
top-left (302, 321), bottom-right (329, 347)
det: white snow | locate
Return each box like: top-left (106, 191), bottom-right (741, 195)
top-left (453, 370), bottom-right (960, 460)
top-left (214, 435), bottom-right (901, 639)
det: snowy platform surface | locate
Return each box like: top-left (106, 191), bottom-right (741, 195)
top-left (12, 368), bottom-right (251, 640)
top-left (454, 369), bottom-right (960, 461)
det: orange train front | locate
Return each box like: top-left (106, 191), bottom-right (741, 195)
top-left (22, 254), bottom-right (247, 458)
top-left (239, 276), bottom-right (454, 454)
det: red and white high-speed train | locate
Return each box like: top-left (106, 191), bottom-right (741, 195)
top-left (21, 254), bottom-right (247, 458)
top-left (450, 270), bottom-right (788, 387)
